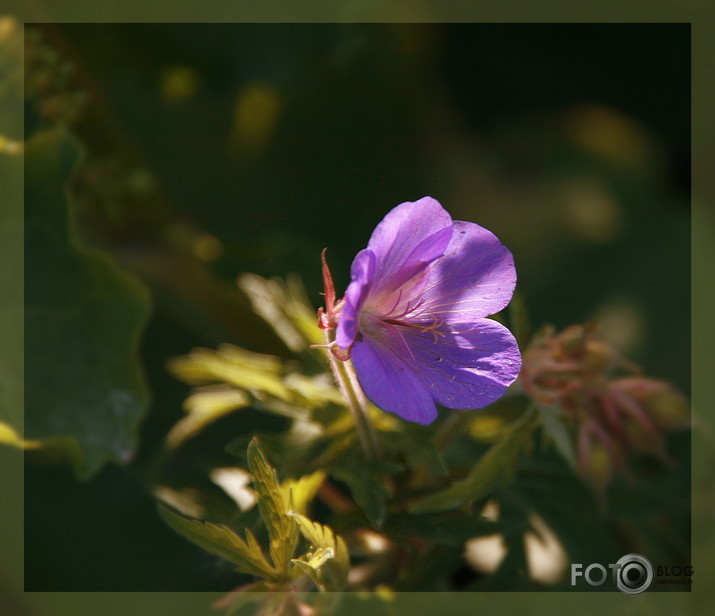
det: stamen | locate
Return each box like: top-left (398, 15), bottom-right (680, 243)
top-left (384, 321), bottom-right (416, 361)
top-left (382, 313), bottom-right (446, 345)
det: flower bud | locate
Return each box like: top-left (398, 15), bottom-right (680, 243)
top-left (643, 388), bottom-right (689, 431)
top-left (559, 325), bottom-right (588, 356)
top-left (611, 378), bottom-right (689, 432)
top-left (582, 438), bottom-right (613, 494)
top-left (620, 413), bottom-right (665, 456)
top-left (582, 339), bottom-right (614, 376)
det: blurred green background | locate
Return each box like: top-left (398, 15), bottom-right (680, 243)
top-left (22, 23), bottom-right (690, 591)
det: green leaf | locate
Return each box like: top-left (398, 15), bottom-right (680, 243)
top-left (158, 505), bottom-right (277, 579)
top-left (247, 438), bottom-right (299, 579)
top-left (281, 470), bottom-right (326, 516)
top-left (163, 386), bottom-right (251, 451)
top-left (410, 407), bottom-right (538, 514)
top-left (330, 463), bottom-right (391, 528)
top-left (384, 511), bottom-right (513, 547)
top-left (0, 135), bottom-right (23, 443)
top-left (537, 404), bottom-right (578, 469)
top-left (291, 547), bottom-right (335, 591)
top-left (387, 429), bottom-right (447, 476)
top-left (24, 128), bottom-right (150, 479)
top-left (238, 273), bottom-right (323, 352)
top-left (290, 513), bottom-right (349, 590)
top-left (508, 289), bottom-right (531, 349)
top-left (168, 344), bottom-right (292, 402)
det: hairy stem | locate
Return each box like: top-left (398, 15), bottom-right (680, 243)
top-left (322, 329), bottom-right (379, 460)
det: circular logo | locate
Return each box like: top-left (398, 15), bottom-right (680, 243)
top-left (615, 553), bottom-right (654, 594)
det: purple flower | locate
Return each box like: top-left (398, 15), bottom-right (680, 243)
top-left (335, 197), bottom-right (521, 425)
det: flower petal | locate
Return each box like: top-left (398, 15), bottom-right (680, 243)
top-left (418, 220), bottom-right (516, 321)
top-left (367, 197), bottom-right (453, 291)
top-left (336, 249), bottom-right (376, 349)
top-left (403, 318), bottom-right (522, 410)
top-left (351, 335), bottom-right (438, 425)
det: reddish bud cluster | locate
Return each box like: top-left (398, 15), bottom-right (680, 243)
top-left (521, 325), bottom-right (688, 492)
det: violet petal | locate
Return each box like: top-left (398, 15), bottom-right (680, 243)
top-left (350, 335), bottom-right (438, 425)
top-left (336, 249), bottom-right (376, 349)
top-left (367, 197), bottom-right (452, 290)
top-left (418, 220), bottom-right (516, 322)
top-left (404, 318), bottom-right (522, 409)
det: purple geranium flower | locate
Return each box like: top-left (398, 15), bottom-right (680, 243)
top-left (333, 197), bottom-right (521, 425)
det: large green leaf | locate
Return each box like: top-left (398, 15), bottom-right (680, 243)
top-left (410, 407), bottom-right (537, 514)
top-left (24, 128), bottom-right (150, 478)
top-left (383, 511), bottom-right (515, 547)
top-left (329, 461), bottom-right (393, 528)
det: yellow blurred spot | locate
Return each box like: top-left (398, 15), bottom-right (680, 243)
top-left (561, 178), bottom-right (622, 243)
top-left (193, 233), bottom-right (223, 262)
top-left (374, 584), bottom-right (395, 601)
top-left (0, 422), bottom-right (41, 449)
top-left (231, 83), bottom-right (282, 156)
top-left (468, 414), bottom-right (507, 442)
top-left (160, 66), bottom-right (200, 102)
top-left (0, 17), bottom-right (17, 42)
top-left (565, 104), bottom-right (657, 166)
top-left (0, 134), bottom-right (23, 155)
top-left (468, 404), bottom-right (526, 442)
top-left (0, 422), bottom-right (22, 447)
top-left (592, 298), bottom-right (645, 356)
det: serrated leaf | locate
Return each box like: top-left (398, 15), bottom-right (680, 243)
top-left (24, 128), bottom-right (150, 479)
top-left (537, 404), bottom-right (578, 469)
top-left (291, 547), bottom-right (335, 590)
top-left (247, 438), bottom-right (299, 579)
top-left (410, 407), bottom-right (537, 514)
top-left (290, 513), bottom-right (349, 591)
top-left (158, 505), bottom-right (277, 579)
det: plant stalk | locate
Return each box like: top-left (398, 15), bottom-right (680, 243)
top-left (322, 328), bottom-right (379, 460)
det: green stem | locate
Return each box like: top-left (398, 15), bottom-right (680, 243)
top-left (322, 329), bottom-right (379, 460)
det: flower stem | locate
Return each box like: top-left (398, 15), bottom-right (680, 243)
top-left (322, 329), bottom-right (379, 460)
